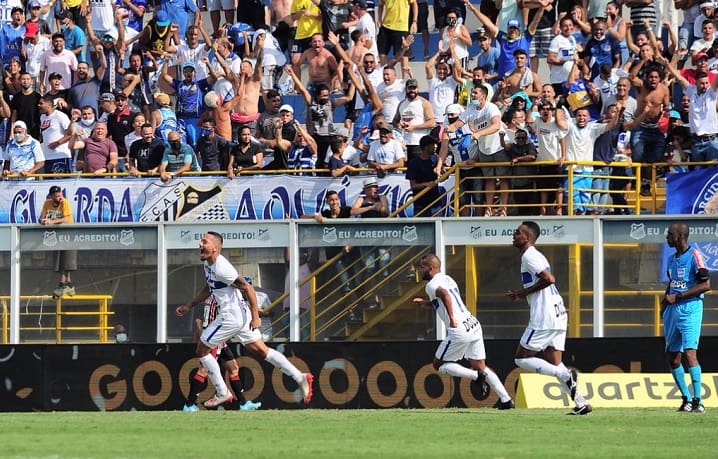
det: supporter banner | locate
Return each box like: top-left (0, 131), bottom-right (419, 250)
top-left (0, 175), bottom-right (455, 224)
top-left (516, 373), bottom-right (718, 408)
top-left (665, 169), bottom-right (718, 272)
top-left (443, 219), bottom-right (594, 245)
top-left (1, 337), bottom-right (716, 411)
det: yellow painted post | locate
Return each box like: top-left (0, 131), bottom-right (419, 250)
top-left (465, 246), bottom-right (478, 315)
top-left (653, 294), bottom-right (662, 336)
top-left (454, 166), bottom-right (461, 216)
top-left (567, 167), bottom-right (574, 216)
top-left (101, 298), bottom-right (108, 343)
top-left (635, 166), bottom-right (642, 215)
top-left (56, 297), bottom-right (62, 343)
top-left (310, 277), bottom-right (316, 341)
top-left (2, 300), bottom-right (7, 344)
top-left (568, 244), bottom-right (581, 337)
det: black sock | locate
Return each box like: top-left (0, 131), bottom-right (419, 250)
top-left (187, 372), bottom-right (208, 405)
top-left (229, 375), bottom-right (247, 404)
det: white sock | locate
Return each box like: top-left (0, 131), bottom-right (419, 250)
top-left (556, 363), bottom-right (587, 406)
top-left (438, 362), bottom-right (478, 380)
top-left (515, 357), bottom-right (568, 379)
top-left (482, 368), bottom-right (511, 402)
top-left (265, 348), bottom-right (303, 383)
top-left (199, 354), bottom-right (228, 396)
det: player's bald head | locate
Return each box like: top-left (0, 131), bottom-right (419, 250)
top-left (670, 222), bottom-right (689, 239)
top-left (421, 254), bottom-right (441, 270)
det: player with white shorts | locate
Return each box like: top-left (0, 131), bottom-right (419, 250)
top-left (415, 254), bottom-right (514, 409)
top-left (176, 231), bottom-right (313, 408)
top-left (508, 221), bottom-right (591, 415)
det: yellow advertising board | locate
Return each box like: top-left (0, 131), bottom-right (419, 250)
top-left (516, 373), bottom-right (718, 408)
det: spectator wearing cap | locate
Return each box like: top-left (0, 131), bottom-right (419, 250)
top-left (152, 92), bottom-right (183, 147)
top-left (38, 93), bottom-right (73, 173)
top-left (39, 184), bottom-right (77, 298)
top-left (44, 72), bottom-right (71, 115)
top-left (20, 22), bottom-right (50, 80)
top-left (2, 120), bottom-right (45, 178)
top-left (0, 6), bottom-right (26, 65)
top-left (665, 56), bottom-right (718, 164)
top-left (681, 52), bottom-right (716, 85)
top-left (693, 2), bottom-right (716, 40)
top-left (25, 1), bottom-right (51, 37)
top-left (10, 72), bottom-right (42, 139)
top-left (126, 10), bottom-right (177, 60)
top-left (71, 121), bottom-right (119, 174)
top-left (57, 10), bottom-right (86, 63)
top-left (349, 0), bottom-right (379, 59)
top-left (105, 90), bottom-right (133, 170)
top-left (475, 29), bottom-right (500, 85)
top-left (252, 28), bottom-right (287, 94)
top-left (405, 135), bottom-right (440, 217)
top-left (467, 2), bottom-right (545, 81)
top-left (367, 120), bottom-right (406, 175)
top-left (39, 33), bottom-right (78, 93)
top-left (86, 23), bottom-right (124, 95)
top-left (392, 78), bottom-right (435, 162)
top-left (160, 59), bottom-right (212, 149)
top-left (262, 103), bottom-right (298, 170)
top-left (157, 0), bottom-right (199, 41)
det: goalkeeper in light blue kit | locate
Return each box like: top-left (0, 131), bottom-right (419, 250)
top-left (663, 222), bottom-right (711, 413)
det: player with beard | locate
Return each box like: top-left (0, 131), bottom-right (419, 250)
top-left (413, 254), bottom-right (514, 409)
top-left (176, 232), bottom-right (314, 408)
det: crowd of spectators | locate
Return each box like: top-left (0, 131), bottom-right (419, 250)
top-left (0, 0), bottom-right (716, 216)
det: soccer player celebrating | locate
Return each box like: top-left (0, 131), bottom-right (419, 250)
top-left (414, 253), bottom-right (514, 409)
top-left (507, 221), bottom-right (592, 415)
top-left (663, 222), bottom-right (711, 413)
top-left (176, 231), bottom-right (313, 408)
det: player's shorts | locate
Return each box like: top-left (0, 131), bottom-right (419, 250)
top-left (207, 0), bottom-right (233, 11)
top-left (201, 307), bottom-right (262, 348)
top-left (529, 27), bottom-right (552, 58)
top-left (663, 300), bottom-right (703, 352)
top-left (519, 327), bottom-right (566, 352)
top-left (435, 326), bottom-right (486, 362)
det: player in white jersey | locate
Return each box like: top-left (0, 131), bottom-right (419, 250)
top-left (507, 221), bottom-right (592, 415)
top-left (414, 254), bottom-right (514, 409)
top-left (176, 231), bottom-right (313, 408)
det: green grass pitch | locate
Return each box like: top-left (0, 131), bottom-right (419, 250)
top-left (1, 408), bottom-right (716, 458)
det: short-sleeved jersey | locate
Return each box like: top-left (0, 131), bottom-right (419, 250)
top-left (520, 246), bottom-right (567, 330)
top-left (204, 254), bottom-right (243, 313)
top-left (667, 245), bottom-right (707, 304)
top-left (426, 273), bottom-right (480, 341)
